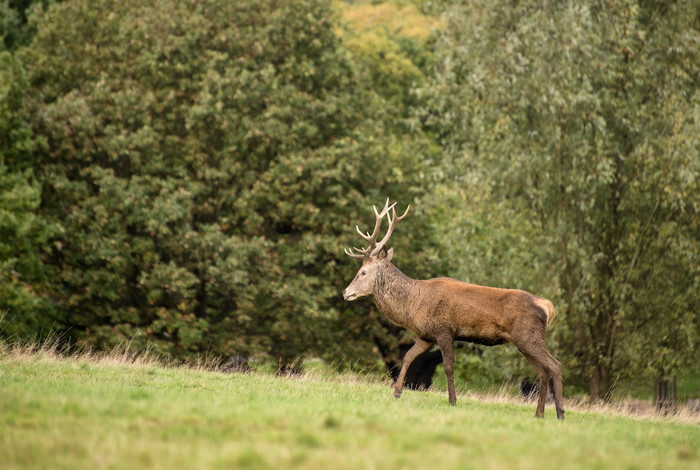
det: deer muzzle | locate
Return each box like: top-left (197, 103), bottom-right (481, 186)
top-left (342, 288), bottom-right (358, 301)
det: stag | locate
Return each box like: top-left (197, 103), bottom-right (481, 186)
top-left (343, 200), bottom-right (565, 419)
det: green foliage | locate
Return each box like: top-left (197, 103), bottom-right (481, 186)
top-left (0, 51), bottom-right (57, 338)
top-left (15, 0), bottom-right (436, 365)
top-left (0, 1), bottom-right (22, 51)
top-left (0, 0), bottom-right (54, 51)
top-left (338, 1), bottom-right (441, 119)
top-left (422, 0), bottom-right (700, 398)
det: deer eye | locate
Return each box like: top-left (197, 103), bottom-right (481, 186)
top-left (361, 271), bottom-right (367, 276)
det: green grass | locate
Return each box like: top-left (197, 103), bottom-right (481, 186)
top-left (1, 343), bottom-right (698, 470)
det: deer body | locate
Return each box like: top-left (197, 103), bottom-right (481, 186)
top-left (373, 264), bottom-right (553, 345)
top-left (343, 200), bottom-right (565, 419)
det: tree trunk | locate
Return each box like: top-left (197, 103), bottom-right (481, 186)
top-left (655, 376), bottom-right (676, 413)
top-left (589, 372), bottom-right (600, 402)
top-left (589, 365), bottom-right (613, 402)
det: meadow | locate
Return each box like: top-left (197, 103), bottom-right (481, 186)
top-left (1, 342), bottom-right (698, 470)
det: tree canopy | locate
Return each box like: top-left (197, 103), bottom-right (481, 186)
top-left (2, 0), bottom-right (438, 367)
top-left (421, 0), bottom-right (699, 399)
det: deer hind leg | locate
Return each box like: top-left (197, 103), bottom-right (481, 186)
top-left (545, 352), bottom-right (565, 420)
top-left (519, 343), bottom-right (565, 420)
top-left (534, 347), bottom-right (565, 420)
top-left (394, 338), bottom-right (433, 399)
top-left (521, 353), bottom-right (548, 418)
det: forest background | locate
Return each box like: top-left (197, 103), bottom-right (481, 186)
top-left (1, 0), bottom-right (698, 402)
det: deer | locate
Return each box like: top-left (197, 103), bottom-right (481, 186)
top-left (342, 199), bottom-right (565, 419)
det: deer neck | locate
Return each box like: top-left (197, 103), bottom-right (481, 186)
top-left (373, 263), bottom-right (419, 328)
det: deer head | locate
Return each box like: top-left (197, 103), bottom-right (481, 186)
top-left (343, 199), bottom-right (410, 301)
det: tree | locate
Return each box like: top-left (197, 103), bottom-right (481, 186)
top-left (0, 51), bottom-right (57, 338)
top-left (422, 0), bottom-right (699, 399)
top-left (17, 0), bottom-right (437, 368)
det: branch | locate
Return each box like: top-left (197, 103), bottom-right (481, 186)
top-left (624, 197), bottom-right (661, 286)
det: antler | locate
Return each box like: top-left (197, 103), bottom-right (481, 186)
top-left (344, 198), bottom-right (410, 260)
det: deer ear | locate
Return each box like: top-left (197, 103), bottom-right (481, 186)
top-left (386, 247), bottom-right (394, 261)
top-left (378, 246), bottom-right (394, 262)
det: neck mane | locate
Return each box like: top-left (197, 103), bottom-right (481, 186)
top-left (373, 263), bottom-right (418, 328)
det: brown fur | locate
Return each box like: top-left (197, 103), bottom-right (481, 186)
top-left (345, 253), bottom-right (565, 419)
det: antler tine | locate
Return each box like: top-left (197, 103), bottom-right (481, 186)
top-left (344, 247), bottom-right (369, 259)
top-left (396, 203), bottom-right (410, 221)
top-left (370, 203), bottom-right (410, 257)
top-left (356, 199), bottom-right (393, 245)
top-left (373, 198), bottom-right (396, 219)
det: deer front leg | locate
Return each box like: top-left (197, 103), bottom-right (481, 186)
top-left (394, 338), bottom-right (433, 399)
top-left (437, 335), bottom-right (457, 405)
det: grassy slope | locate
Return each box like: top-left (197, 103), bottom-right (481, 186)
top-left (1, 348), bottom-right (698, 470)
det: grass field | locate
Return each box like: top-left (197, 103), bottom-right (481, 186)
top-left (1, 342), bottom-right (698, 470)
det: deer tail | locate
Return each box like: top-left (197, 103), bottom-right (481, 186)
top-left (533, 297), bottom-right (556, 328)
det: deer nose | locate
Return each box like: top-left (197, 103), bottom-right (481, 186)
top-left (343, 289), bottom-right (357, 301)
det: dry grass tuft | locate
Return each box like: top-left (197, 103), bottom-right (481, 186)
top-left (0, 335), bottom-right (164, 370)
top-left (452, 386), bottom-right (700, 426)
